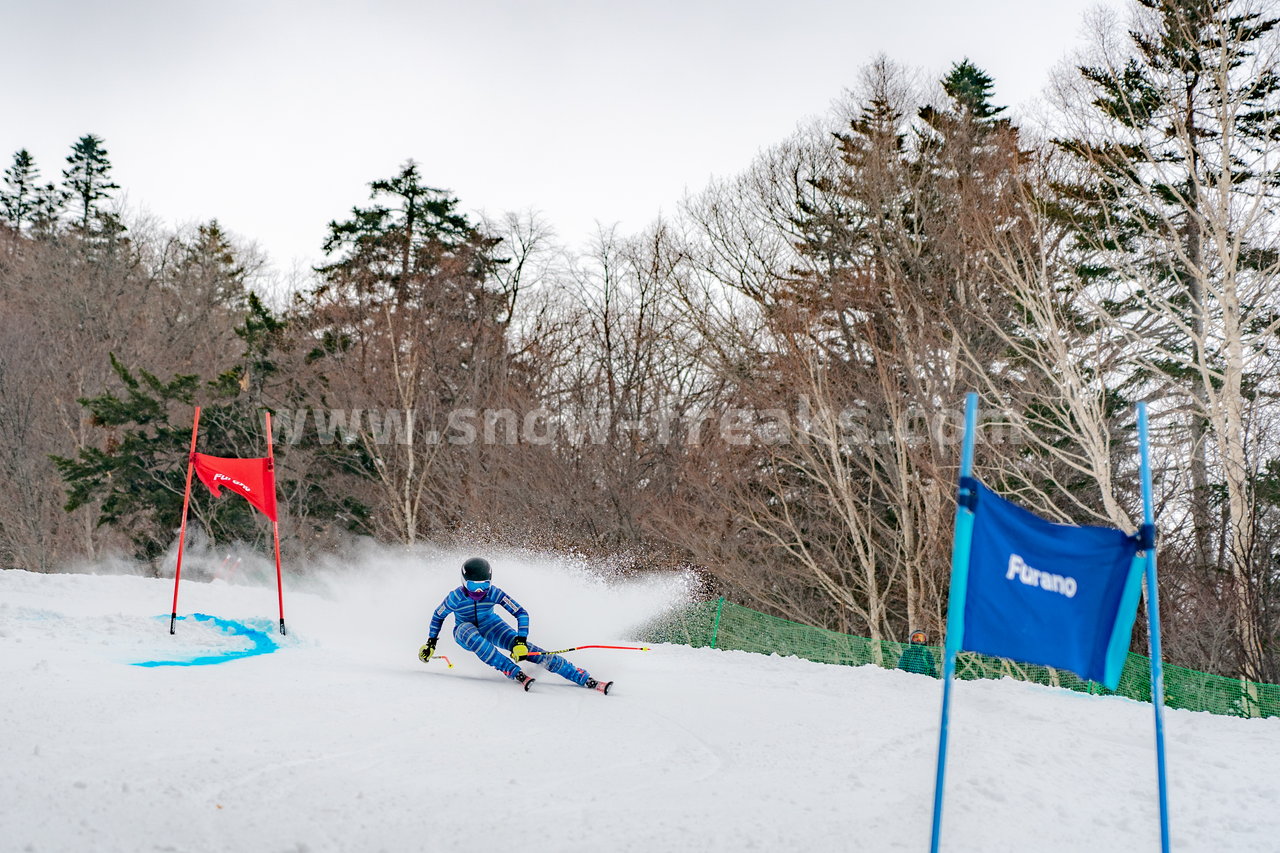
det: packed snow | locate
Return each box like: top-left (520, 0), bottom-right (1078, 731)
top-left (2, 548), bottom-right (1278, 853)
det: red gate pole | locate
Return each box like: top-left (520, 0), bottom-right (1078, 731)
top-left (265, 411), bottom-right (286, 636)
top-left (169, 406), bottom-right (201, 634)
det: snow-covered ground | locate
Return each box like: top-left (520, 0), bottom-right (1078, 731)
top-left (2, 549), bottom-right (1278, 853)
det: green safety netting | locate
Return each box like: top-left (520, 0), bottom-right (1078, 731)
top-left (641, 598), bottom-right (1279, 719)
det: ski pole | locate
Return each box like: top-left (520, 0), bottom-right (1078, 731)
top-left (525, 645), bottom-right (650, 657)
top-left (425, 655), bottom-right (454, 668)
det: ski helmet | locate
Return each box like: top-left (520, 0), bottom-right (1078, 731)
top-left (462, 558), bottom-right (492, 601)
top-left (462, 557), bottom-right (492, 582)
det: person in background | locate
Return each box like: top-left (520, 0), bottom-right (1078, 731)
top-left (419, 557), bottom-right (612, 694)
top-left (896, 630), bottom-right (938, 677)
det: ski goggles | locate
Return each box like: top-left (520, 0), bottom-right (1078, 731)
top-left (910, 632), bottom-right (927, 645)
top-left (464, 579), bottom-right (491, 598)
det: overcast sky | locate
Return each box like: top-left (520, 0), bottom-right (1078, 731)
top-left (4, 0), bottom-right (1121, 273)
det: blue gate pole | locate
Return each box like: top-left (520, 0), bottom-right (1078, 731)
top-left (930, 392), bottom-right (979, 853)
top-left (1137, 402), bottom-right (1170, 853)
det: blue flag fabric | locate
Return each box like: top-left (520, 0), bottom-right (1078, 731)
top-left (960, 479), bottom-right (1145, 689)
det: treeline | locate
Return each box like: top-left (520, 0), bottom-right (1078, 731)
top-left (3, 0), bottom-right (1280, 682)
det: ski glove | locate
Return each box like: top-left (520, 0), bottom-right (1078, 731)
top-left (511, 636), bottom-right (530, 663)
top-left (419, 637), bottom-right (438, 663)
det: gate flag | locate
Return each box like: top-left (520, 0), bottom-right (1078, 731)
top-left (930, 393), bottom-right (1169, 853)
top-left (192, 453), bottom-right (278, 522)
top-left (959, 477), bottom-right (1146, 689)
top-left (170, 407), bottom-right (288, 637)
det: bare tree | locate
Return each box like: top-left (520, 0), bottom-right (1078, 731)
top-left (1052, 0), bottom-right (1280, 679)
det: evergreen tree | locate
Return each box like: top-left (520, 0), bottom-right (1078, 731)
top-left (913, 59), bottom-right (1130, 516)
top-left (212, 292), bottom-right (283, 406)
top-left (303, 161), bottom-right (512, 543)
top-left (768, 59), bottom-right (1091, 636)
top-left (1, 149), bottom-right (62, 235)
top-left (794, 58), bottom-right (1020, 332)
top-left (331, 162), bottom-right (469, 268)
top-left (316, 160), bottom-right (488, 302)
top-left (62, 134), bottom-right (119, 231)
top-left (790, 58), bottom-right (914, 328)
top-left (1054, 0), bottom-right (1280, 680)
top-left (54, 298), bottom-right (370, 563)
top-left (171, 220), bottom-right (250, 311)
top-left (2, 150), bottom-right (39, 230)
top-left (913, 58), bottom-right (1015, 261)
top-left (311, 159), bottom-right (509, 381)
top-left (30, 181), bottom-right (65, 236)
top-left (927, 58), bottom-right (1005, 121)
top-left (54, 357), bottom-right (204, 562)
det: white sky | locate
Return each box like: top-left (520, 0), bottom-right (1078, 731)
top-left (3, 0), bottom-right (1120, 273)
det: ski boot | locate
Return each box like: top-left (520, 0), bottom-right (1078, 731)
top-left (585, 678), bottom-right (612, 695)
top-left (513, 671), bottom-right (535, 691)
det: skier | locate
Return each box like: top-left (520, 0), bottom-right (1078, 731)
top-left (419, 557), bottom-right (613, 694)
top-left (896, 630), bottom-right (938, 677)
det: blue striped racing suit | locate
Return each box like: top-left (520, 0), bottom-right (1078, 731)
top-left (428, 585), bottom-right (592, 685)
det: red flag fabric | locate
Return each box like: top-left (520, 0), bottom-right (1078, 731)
top-left (192, 453), bottom-right (278, 521)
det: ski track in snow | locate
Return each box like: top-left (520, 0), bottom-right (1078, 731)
top-left (2, 555), bottom-right (1279, 853)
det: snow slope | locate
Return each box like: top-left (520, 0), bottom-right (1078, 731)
top-left (2, 551), bottom-right (1278, 853)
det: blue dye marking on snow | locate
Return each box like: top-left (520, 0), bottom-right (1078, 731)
top-left (133, 613), bottom-right (279, 667)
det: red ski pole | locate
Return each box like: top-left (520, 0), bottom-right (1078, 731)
top-left (525, 645), bottom-right (651, 657)
top-left (265, 411), bottom-right (286, 636)
top-left (169, 407), bottom-right (201, 635)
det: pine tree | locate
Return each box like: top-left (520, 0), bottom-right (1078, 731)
top-left (304, 161), bottom-right (511, 543)
top-left (762, 60), bottom-right (1023, 639)
top-left (773, 59), bottom-right (1084, 637)
top-left (172, 220), bottom-right (250, 310)
top-left (1055, 0), bottom-right (1280, 680)
top-left (0, 149), bottom-right (62, 235)
top-left (62, 134), bottom-right (119, 231)
top-left (54, 298), bottom-right (371, 563)
top-left (2, 150), bottom-right (39, 230)
top-left (889, 57), bottom-right (1027, 386)
top-left (30, 182), bottom-right (65, 235)
top-left (913, 58), bottom-right (1015, 270)
top-left (54, 358), bottom-right (204, 562)
top-left (790, 58), bottom-right (914, 329)
top-left (317, 160), bottom-right (483, 297)
top-left (928, 58), bottom-right (1005, 121)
